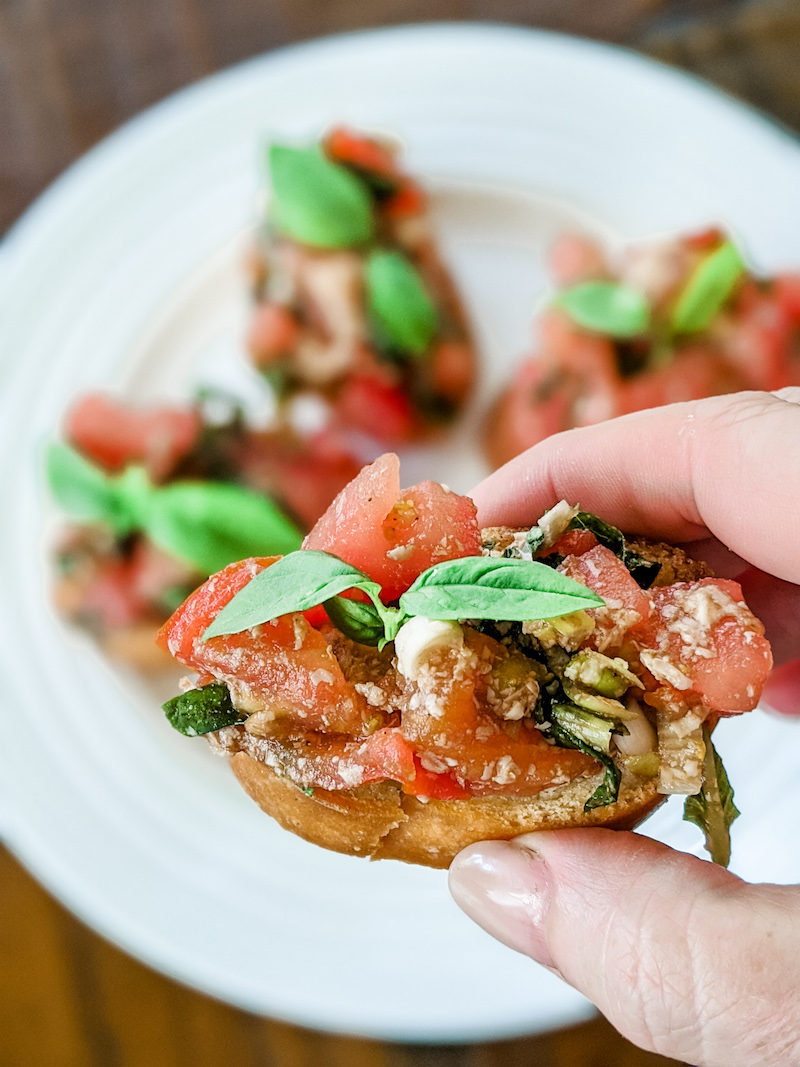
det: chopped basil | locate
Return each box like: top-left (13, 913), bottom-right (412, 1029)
top-left (543, 697), bottom-right (621, 811)
top-left (683, 727), bottom-right (740, 867)
top-left (569, 511), bottom-right (660, 589)
top-left (163, 683), bottom-right (244, 736)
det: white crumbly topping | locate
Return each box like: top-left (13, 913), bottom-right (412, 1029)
top-left (492, 756), bottom-right (521, 785)
top-left (394, 617), bottom-right (464, 683)
top-left (386, 544), bottom-right (415, 561)
top-left (420, 752), bottom-right (450, 774)
top-left (640, 650), bottom-right (692, 691)
top-left (336, 763), bottom-right (366, 787)
top-left (660, 584), bottom-right (755, 660)
top-left (309, 668), bottom-right (335, 686)
top-left (536, 500), bottom-right (580, 548)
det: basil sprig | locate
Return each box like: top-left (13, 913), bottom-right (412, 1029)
top-left (557, 281), bottom-right (650, 339)
top-left (683, 726), bottom-right (740, 867)
top-left (47, 442), bottom-right (303, 575)
top-left (268, 143), bottom-right (374, 249)
top-left (163, 682), bottom-right (244, 736)
top-left (670, 239), bottom-right (744, 335)
top-left (365, 249), bottom-right (438, 357)
top-left (201, 549), bottom-right (604, 645)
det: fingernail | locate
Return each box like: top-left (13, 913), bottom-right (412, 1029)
top-left (448, 839), bottom-right (556, 968)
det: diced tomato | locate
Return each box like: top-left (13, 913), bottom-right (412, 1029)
top-left (230, 428), bottom-right (361, 531)
top-left (66, 393), bottom-right (201, 482)
top-left (246, 302), bottom-right (301, 366)
top-left (644, 579), bottom-right (772, 714)
top-left (430, 340), bottom-right (474, 405)
top-left (683, 227), bottom-right (725, 252)
top-left (158, 556), bottom-right (368, 734)
top-left (79, 556), bottom-right (150, 629)
top-left (383, 180), bottom-right (426, 219)
top-left (549, 528), bottom-right (598, 557)
top-left (157, 557), bottom-right (279, 661)
top-left (559, 545), bottom-right (652, 652)
top-left (773, 273), bottom-right (800, 324)
top-left (403, 756), bottom-right (471, 800)
top-left (324, 126), bottom-right (399, 181)
top-left (303, 453), bottom-right (481, 601)
top-left (399, 629), bottom-right (598, 796)
top-left (334, 375), bottom-right (416, 443)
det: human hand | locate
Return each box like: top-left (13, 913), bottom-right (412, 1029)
top-left (449, 390), bottom-right (800, 1066)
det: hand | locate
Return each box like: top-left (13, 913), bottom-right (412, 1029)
top-left (449, 389), bottom-right (800, 1066)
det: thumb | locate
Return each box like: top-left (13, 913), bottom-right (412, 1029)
top-left (449, 830), bottom-right (800, 1066)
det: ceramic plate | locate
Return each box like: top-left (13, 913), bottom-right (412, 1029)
top-left (2, 23), bottom-right (800, 1043)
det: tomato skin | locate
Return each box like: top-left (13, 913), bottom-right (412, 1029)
top-left (66, 393), bottom-right (201, 481)
top-left (157, 557), bottom-right (279, 660)
top-left (549, 529), bottom-right (598, 557)
top-left (159, 556), bottom-right (369, 734)
top-left (303, 452), bottom-right (481, 601)
top-left (333, 375), bottom-right (416, 443)
top-left (559, 545), bottom-right (652, 652)
top-left (383, 180), bottom-right (426, 218)
top-left (645, 578), bottom-right (772, 715)
top-left (324, 126), bottom-right (398, 181)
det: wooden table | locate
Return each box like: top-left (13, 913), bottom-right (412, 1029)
top-left (2, 2), bottom-right (799, 1064)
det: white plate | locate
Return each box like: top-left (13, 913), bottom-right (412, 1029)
top-left (2, 23), bottom-right (800, 1044)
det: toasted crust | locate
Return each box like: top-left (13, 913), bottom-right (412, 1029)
top-left (219, 528), bottom-right (711, 866)
top-left (230, 752), bottom-right (664, 868)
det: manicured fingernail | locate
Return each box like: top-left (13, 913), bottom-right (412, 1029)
top-left (448, 839), bottom-right (556, 968)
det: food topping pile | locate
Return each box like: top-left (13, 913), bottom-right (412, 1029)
top-left (488, 228), bottom-right (800, 466)
top-left (159, 455), bottom-right (772, 865)
top-left (247, 127), bottom-right (475, 443)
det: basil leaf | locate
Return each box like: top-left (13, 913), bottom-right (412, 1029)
top-left (144, 482), bottom-right (302, 576)
top-left (269, 144), bottom-right (374, 248)
top-left (683, 726), bottom-right (740, 868)
top-left (571, 511), bottom-right (625, 557)
top-left (324, 595), bottom-right (387, 647)
top-left (365, 249), bottom-right (438, 357)
top-left (399, 556), bottom-right (604, 621)
top-left (670, 240), bottom-right (745, 335)
top-left (202, 550), bottom-right (382, 640)
top-left (47, 442), bottom-right (141, 535)
top-left (163, 682), bottom-right (243, 736)
top-left (557, 281), bottom-right (650, 339)
top-left (550, 703), bottom-right (621, 811)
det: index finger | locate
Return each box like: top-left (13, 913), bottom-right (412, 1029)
top-left (472, 390), bottom-right (800, 585)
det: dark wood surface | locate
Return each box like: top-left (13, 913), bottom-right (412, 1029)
top-left (3, 1), bottom-right (799, 1064)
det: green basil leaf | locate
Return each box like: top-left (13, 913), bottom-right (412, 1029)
top-left (557, 281), bottom-right (650, 339)
top-left (670, 240), bottom-right (745, 335)
top-left (47, 442), bottom-right (138, 535)
top-left (269, 143), bottom-right (374, 248)
top-left (144, 481), bottom-right (302, 577)
top-left (365, 249), bottom-right (438, 356)
top-left (163, 683), bottom-right (244, 736)
top-left (570, 511), bottom-right (625, 557)
top-left (323, 595), bottom-right (387, 647)
top-left (399, 556), bottom-right (604, 622)
top-left (202, 550), bottom-right (381, 641)
top-left (683, 726), bottom-right (740, 867)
